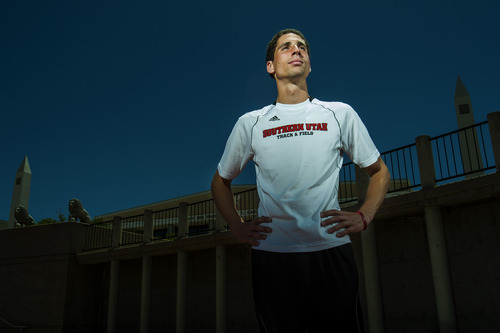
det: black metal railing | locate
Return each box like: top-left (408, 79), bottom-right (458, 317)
top-left (120, 214), bottom-right (144, 246)
top-left (381, 143), bottom-right (421, 192)
top-left (187, 199), bottom-right (216, 236)
top-left (153, 207), bottom-right (179, 240)
top-left (339, 161), bottom-right (357, 204)
top-left (82, 120), bottom-right (496, 252)
top-left (234, 188), bottom-right (259, 222)
top-left (82, 220), bottom-right (113, 251)
top-left (432, 121), bottom-right (495, 183)
top-left (338, 142), bottom-right (421, 204)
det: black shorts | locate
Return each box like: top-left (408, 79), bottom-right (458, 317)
top-left (252, 244), bottom-right (364, 333)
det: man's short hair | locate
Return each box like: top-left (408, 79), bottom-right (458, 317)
top-left (265, 29), bottom-right (310, 79)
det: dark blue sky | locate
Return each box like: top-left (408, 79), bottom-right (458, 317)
top-left (1, 0), bottom-right (499, 221)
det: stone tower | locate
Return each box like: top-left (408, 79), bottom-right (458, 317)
top-left (454, 76), bottom-right (483, 177)
top-left (8, 156), bottom-right (32, 228)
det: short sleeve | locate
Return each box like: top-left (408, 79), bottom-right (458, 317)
top-left (217, 116), bottom-right (255, 180)
top-left (342, 106), bottom-right (380, 168)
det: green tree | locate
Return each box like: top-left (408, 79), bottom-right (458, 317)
top-left (37, 217), bottom-right (57, 225)
top-left (91, 217), bottom-right (104, 224)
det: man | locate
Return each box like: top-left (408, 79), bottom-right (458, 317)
top-left (211, 29), bottom-right (390, 332)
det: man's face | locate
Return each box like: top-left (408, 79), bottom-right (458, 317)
top-left (267, 33), bottom-right (311, 81)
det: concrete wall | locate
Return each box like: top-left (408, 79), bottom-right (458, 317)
top-left (375, 214), bottom-right (438, 332)
top-left (88, 246), bottom-right (257, 333)
top-left (367, 174), bottom-right (500, 333)
top-left (445, 200), bottom-right (500, 331)
top-left (149, 255), bottom-right (177, 332)
top-left (0, 222), bottom-right (104, 333)
top-left (1, 174), bottom-right (500, 332)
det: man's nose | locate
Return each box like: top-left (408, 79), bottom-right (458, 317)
top-left (292, 45), bottom-right (302, 55)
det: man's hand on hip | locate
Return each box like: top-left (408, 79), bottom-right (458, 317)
top-left (320, 210), bottom-right (364, 238)
top-left (230, 217), bottom-right (272, 246)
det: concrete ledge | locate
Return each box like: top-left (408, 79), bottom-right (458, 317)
top-left (77, 172), bottom-right (500, 265)
top-left (350, 172), bottom-right (500, 219)
top-left (77, 230), bottom-right (240, 264)
top-left (0, 222), bottom-right (86, 260)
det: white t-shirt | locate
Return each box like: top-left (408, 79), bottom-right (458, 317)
top-left (217, 98), bottom-right (380, 253)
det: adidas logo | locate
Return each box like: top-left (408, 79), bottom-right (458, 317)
top-left (269, 116), bottom-right (280, 121)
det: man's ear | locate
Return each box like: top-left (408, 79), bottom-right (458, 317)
top-left (266, 60), bottom-right (275, 76)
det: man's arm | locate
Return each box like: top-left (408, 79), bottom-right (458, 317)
top-left (211, 170), bottom-right (272, 246)
top-left (320, 157), bottom-right (390, 237)
top-left (358, 156), bottom-right (391, 222)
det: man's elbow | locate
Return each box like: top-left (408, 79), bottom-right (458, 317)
top-left (211, 171), bottom-right (221, 195)
top-left (365, 157), bottom-right (388, 178)
top-left (379, 163), bottom-right (391, 192)
top-left (211, 170), bottom-right (231, 195)
top-left (367, 158), bottom-right (391, 190)
top-left (381, 162), bottom-right (391, 182)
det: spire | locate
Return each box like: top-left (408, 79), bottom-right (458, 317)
top-left (17, 155), bottom-right (32, 175)
top-left (453, 76), bottom-right (483, 177)
top-left (8, 155), bottom-right (33, 228)
top-left (454, 75), bottom-right (475, 128)
top-left (454, 75), bottom-right (470, 99)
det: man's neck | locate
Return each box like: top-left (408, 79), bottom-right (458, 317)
top-left (275, 80), bottom-right (309, 104)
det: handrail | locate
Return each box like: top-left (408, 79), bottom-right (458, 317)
top-left (82, 220), bottom-right (113, 251)
top-left (431, 121), bottom-right (495, 183)
top-left (81, 118), bottom-right (496, 252)
top-left (0, 315), bottom-right (27, 332)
